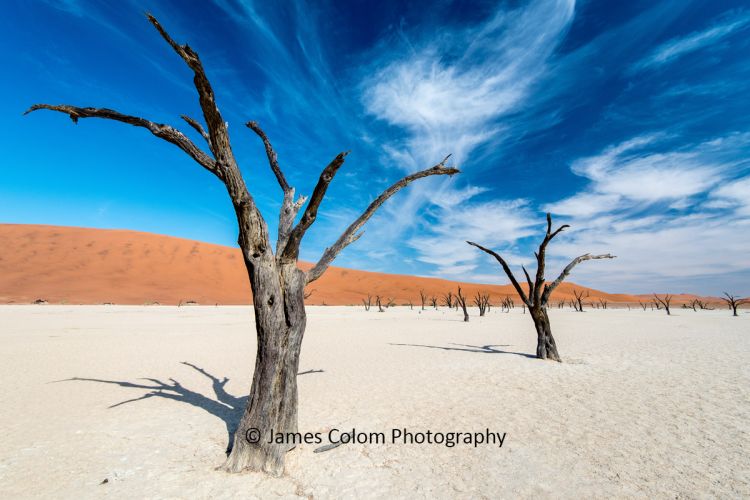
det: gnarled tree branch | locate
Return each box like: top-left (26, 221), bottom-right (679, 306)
top-left (466, 241), bottom-right (530, 306)
top-left (245, 121), bottom-right (307, 254)
top-left (280, 152), bottom-right (349, 262)
top-left (533, 213), bottom-right (569, 306)
top-left (181, 115), bottom-right (210, 145)
top-left (541, 253), bottom-right (615, 305)
top-left (306, 156), bottom-right (459, 283)
top-left (24, 104), bottom-right (218, 177)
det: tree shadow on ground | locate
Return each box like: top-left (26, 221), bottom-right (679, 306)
top-left (56, 362), bottom-right (323, 453)
top-left (389, 342), bottom-right (537, 359)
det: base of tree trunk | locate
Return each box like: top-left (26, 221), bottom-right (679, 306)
top-left (532, 309), bottom-right (562, 362)
top-left (220, 438), bottom-right (290, 475)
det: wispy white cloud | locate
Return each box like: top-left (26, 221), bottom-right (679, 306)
top-left (543, 131), bottom-right (750, 293)
top-left (632, 11), bottom-right (750, 71)
top-left (353, 0), bottom-right (576, 272)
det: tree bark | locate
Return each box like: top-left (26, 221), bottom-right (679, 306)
top-left (222, 236), bottom-right (308, 474)
top-left (531, 307), bottom-right (560, 362)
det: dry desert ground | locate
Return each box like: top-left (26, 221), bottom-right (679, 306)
top-left (0, 305), bottom-right (748, 499)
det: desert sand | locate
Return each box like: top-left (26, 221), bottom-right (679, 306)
top-left (0, 305), bottom-right (747, 498)
top-left (0, 224), bottom-right (716, 306)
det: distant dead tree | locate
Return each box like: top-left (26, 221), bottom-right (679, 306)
top-left (429, 296), bottom-right (438, 309)
top-left (693, 299), bottom-right (711, 310)
top-left (24, 13), bottom-right (460, 475)
top-left (598, 298), bottom-right (608, 310)
top-left (572, 289), bottom-right (588, 312)
top-left (442, 291), bottom-right (454, 308)
top-left (653, 294), bottom-right (672, 315)
top-left (419, 290), bottom-right (427, 310)
top-left (376, 296), bottom-right (385, 313)
top-left (474, 291), bottom-right (491, 316)
top-left (386, 297), bottom-right (396, 308)
top-left (638, 300), bottom-right (647, 311)
top-left (652, 298), bottom-right (661, 310)
top-left (407, 300), bottom-right (413, 310)
top-left (362, 294), bottom-right (372, 311)
top-left (456, 286), bottom-right (469, 322)
top-left (468, 213), bottom-right (614, 361)
top-left (721, 293), bottom-right (748, 317)
top-left (303, 288), bottom-right (315, 300)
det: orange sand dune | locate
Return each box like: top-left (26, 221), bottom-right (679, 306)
top-left (0, 224), bottom-right (717, 306)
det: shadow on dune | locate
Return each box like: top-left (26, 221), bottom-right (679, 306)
top-left (56, 362), bottom-right (324, 453)
top-left (390, 342), bottom-right (537, 359)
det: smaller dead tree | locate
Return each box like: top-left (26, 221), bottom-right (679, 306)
top-left (375, 296), bottom-right (384, 312)
top-left (721, 293), bottom-right (748, 317)
top-left (695, 299), bottom-right (712, 310)
top-left (474, 291), bottom-right (491, 316)
top-left (429, 296), bottom-right (438, 309)
top-left (598, 298), bottom-right (608, 310)
top-left (638, 300), bottom-right (647, 311)
top-left (419, 290), bottom-right (427, 310)
top-left (572, 289), bottom-right (588, 312)
top-left (442, 291), bottom-right (454, 309)
top-left (456, 286), bottom-right (469, 322)
top-left (473, 212), bottom-right (615, 361)
top-left (653, 293), bottom-right (672, 315)
top-left (303, 289), bottom-right (315, 300)
top-left (408, 300), bottom-right (413, 310)
top-left (362, 295), bottom-right (371, 311)
top-left (386, 297), bottom-right (396, 308)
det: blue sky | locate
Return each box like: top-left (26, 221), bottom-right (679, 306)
top-left (2, 0), bottom-right (749, 295)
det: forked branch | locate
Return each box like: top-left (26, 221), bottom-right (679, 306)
top-left (541, 253), bottom-right (615, 305)
top-left (306, 156), bottom-right (459, 283)
top-left (466, 241), bottom-right (529, 306)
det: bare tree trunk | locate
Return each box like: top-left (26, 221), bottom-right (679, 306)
top-left (531, 307), bottom-right (560, 361)
top-left (224, 258), bottom-right (306, 474)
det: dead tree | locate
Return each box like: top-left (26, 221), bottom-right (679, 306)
top-left (653, 294), bottom-right (672, 315)
top-left (441, 291), bottom-right (454, 309)
top-left (474, 291), bottom-right (490, 316)
top-left (638, 300), bottom-right (647, 311)
top-left (376, 296), bottom-right (385, 313)
top-left (598, 298), bottom-right (608, 310)
top-left (721, 293), bottom-right (748, 317)
top-left (386, 297), bottom-right (396, 308)
top-left (303, 289), bottom-right (315, 300)
top-left (407, 300), bottom-right (413, 310)
top-left (429, 296), bottom-right (438, 309)
top-left (572, 289), bottom-right (588, 312)
top-left (24, 14), bottom-right (459, 476)
top-left (419, 290), bottom-right (427, 310)
top-left (468, 213), bottom-right (614, 361)
top-left (456, 286), bottom-right (469, 322)
top-left (362, 295), bottom-right (372, 311)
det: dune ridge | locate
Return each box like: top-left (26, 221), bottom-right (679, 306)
top-left (0, 224), bottom-right (715, 306)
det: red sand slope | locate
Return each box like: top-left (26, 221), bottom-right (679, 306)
top-left (0, 224), bottom-right (716, 306)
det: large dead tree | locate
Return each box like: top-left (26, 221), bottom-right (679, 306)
top-left (25, 15), bottom-right (458, 475)
top-left (721, 293), bottom-right (748, 317)
top-left (419, 289), bottom-right (427, 310)
top-left (468, 213), bottom-right (614, 361)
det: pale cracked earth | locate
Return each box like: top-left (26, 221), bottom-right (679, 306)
top-left (0, 305), bottom-right (748, 499)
